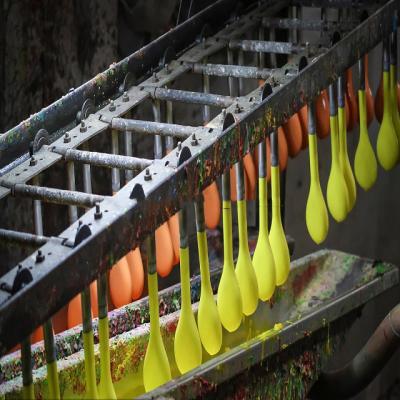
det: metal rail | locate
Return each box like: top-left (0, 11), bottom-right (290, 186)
top-left (0, 0), bottom-right (396, 354)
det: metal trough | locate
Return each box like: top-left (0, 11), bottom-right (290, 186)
top-left (0, 249), bottom-right (398, 399)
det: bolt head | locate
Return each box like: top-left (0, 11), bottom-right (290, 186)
top-left (29, 156), bottom-right (37, 166)
top-left (122, 91), bottom-right (129, 102)
top-left (144, 168), bottom-right (152, 181)
top-left (80, 121), bottom-right (87, 132)
top-left (109, 100), bottom-right (116, 111)
top-left (64, 133), bottom-right (71, 143)
top-left (36, 250), bottom-right (45, 263)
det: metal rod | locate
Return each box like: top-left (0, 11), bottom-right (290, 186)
top-left (0, 228), bottom-right (49, 246)
top-left (227, 48), bottom-right (237, 97)
top-left (235, 160), bottom-right (245, 201)
top-left (66, 162), bottom-right (78, 222)
top-left (1, 182), bottom-right (106, 208)
top-left (152, 99), bottom-right (163, 160)
top-left (229, 39), bottom-right (305, 54)
top-left (358, 56), bottom-right (365, 91)
top-left (82, 143), bottom-right (92, 195)
top-left (111, 129), bottom-right (120, 194)
top-left (328, 83), bottom-right (337, 116)
top-left (261, 17), bottom-right (355, 31)
top-left (337, 75), bottom-right (345, 109)
top-left (145, 86), bottom-right (234, 108)
top-left (51, 146), bottom-right (152, 171)
top-left (111, 117), bottom-right (207, 139)
top-left (202, 56), bottom-right (211, 123)
top-left (191, 62), bottom-right (273, 79)
top-left (258, 140), bottom-right (266, 178)
top-left (124, 110), bottom-right (134, 182)
top-left (165, 100), bottom-right (174, 151)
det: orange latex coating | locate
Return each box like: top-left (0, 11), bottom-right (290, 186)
top-left (346, 68), bottom-right (358, 131)
top-left (277, 127), bottom-right (288, 171)
top-left (298, 107), bottom-right (308, 149)
top-left (90, 281), bottom-right (98, 318)
top-left (283, 113), bottom-right (302, 157)
top-left (345, 94), bottom-right (351, 129)
top-left (109, 258), bottom-right (132, 309)
top-left (230, 164), bottom-right (250, 201)
top-left (155, 222), bottom-right (175, 277)
top-left (53, 306), bottom-right (68, 334)
top-left (364, 54), bottom-right (375, 126)
top-left (67, 295), bottom-right (82, 328)
top-left (316, 90), bottom-right (330, 138)
top-left (203, 182), bottom-right (221, 229)
top-left (126, 247), bottom-right (144, 300)
top-left (167, 214), bottom-right (180, 264)
top-left (67, 281), bottom-right (98, 328)
top-left (32, 326), bottom-right (43, 344)
top-left (243, 153), bottom-right (257, 200)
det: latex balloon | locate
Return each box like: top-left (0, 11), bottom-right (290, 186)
top-left (316, 90), bottom-right (330, 139)
top-left (203, 182), bottom-right (221, 229)
top-left (283, 113), bottom-right (303, 157)
top-left (155, 223), bottom-right (175, 277)
top-left (217, 182), bottom-right (243, 331)
top-left (253, 174), bottom-right (276, 300)
top-left (126, 248), bottom-right (144, 301)
top-left (174, 215), bottom-right (202, 373)
top-left (377, 69), bottom-right (399, 170)
top-left (109, 259), bottom-right (132, 309)
top-left (167, 214), bottom-right (180, 265)
top-left (355, 89), bottom-right (377, 190)
top-left (326, 114), bottom-right (349, 222)
top-left (298, 106), bottom-right (309, 149)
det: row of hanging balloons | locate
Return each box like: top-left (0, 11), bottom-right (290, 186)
top-left (24, 36), bottom-right (400, 397)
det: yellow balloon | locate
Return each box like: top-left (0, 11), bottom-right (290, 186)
top-left (269, 166), bottom-right (290, 286)
top-left (143, 272), bottom-right (171, 392)
top-left (235, 198), bottom-right (259, 316)
top-left (217, 199), bottom-right (243, 332)
top-left (306, 134), bottom-right (329, 244)
top-left (253, 177), bottom-right (276, 300)
top-left (355, 90), bottom-right (377, 191)
top-left (326, 115), bottom-right (349, 222)
top-left (377, 70), bottom-right (399, 170)
top-left (338, 106), bottom-right (356, 211)
top-left (174, 246), bottom-right (202, 374)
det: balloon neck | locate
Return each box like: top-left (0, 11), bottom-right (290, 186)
top-left (222, 201), bottom-right (234, 265)
top-left (383, 71), bottom-right (391, 115)
top-left (258, 177), bottom-right (268, 233)
top-left (308, 135), bottom-right (319, 182)
top-left (237, 200), bottom-right (249, 248)
top-left (196, 231), bottom-right (212, 289)
top-left (271, 166), bottom-right (281, 222)
top-left (179, 247), bottom-right (192, 310)
top-left (148, 273), bottom-right (160, 334)
top-left (329, 115), bottom-right (340, 164)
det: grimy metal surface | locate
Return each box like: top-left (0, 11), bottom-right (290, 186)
top-left (0, 0), bottom-right (396, 354)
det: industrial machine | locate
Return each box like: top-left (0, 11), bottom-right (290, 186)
top-left (0, 0), bottom-right (399, 399)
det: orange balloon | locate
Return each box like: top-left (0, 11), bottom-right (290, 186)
top-left (277, 127), bottom-right (288, 171)
top-left (364, 54), bottom-right (375, 126)
top-left (167, 213), bottom-right (180, 264)
top-left (346, 68), bottom-right (358, 131)
top-left (155, 223), bottom-right (175, 277)
top-left (109, 258), bottom-right (132, 309)
top-left (298, 107), bottom-right (308, 149)
top-left (283, 113), bottom-right (302, 157)
top-left (53, 305), bottom-right (68, 334)
top-left (243, 153), bottom-right (257, 200)
top-left (203, 182), bottom-right (221, 229)
top-left (32, 326), bottom-right (43, 344)
top-left (126, 248), bottom-right (144, 300)
top-left (67, 295), bottom-right (82, 329)
top-left (316, 90), bottom-right (330, 139)
top-left (67, 281), bottom-right (98, 328)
